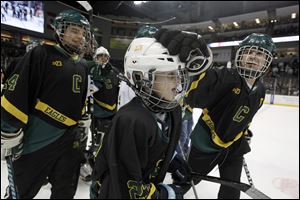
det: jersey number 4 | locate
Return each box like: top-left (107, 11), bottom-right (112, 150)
top-left (3, 74), bottom-right (19, 91)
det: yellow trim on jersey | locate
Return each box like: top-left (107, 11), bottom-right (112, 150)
top-left (259, 98), bottom-right (264, 107)
top-left (94, 136), bottom-right (104, 161)
top-left (35, 100), bottom-right (77, 126)
top-left (186, 104), bottom-right (193, 113)
top-left (202, 108), bottom-right (244, 148)
top-left (185, 72), bottom-right (206, 97)
top-left (94, 98), bottom-right (116, 111)
top-left (147, 183), bottom-right (157, 199)
top-left (1, 96), bottom-right (28, 124)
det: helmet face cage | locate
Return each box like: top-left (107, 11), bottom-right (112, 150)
top-left (55, 21), bottom-right (91, 55)
top-left (235, 45), bottom-right (273, 80)
top-left (134, 67), bottom-right (189, 112)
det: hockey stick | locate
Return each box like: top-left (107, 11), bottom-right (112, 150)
top-left (243, 158), bottom-right (254, 186)
top-left (76, 1), bottom-right (93, 14)
top-left (6, 156), bottom-right (19, 199)
top-left (190, 172), bottom-right (271, 199)
top-left (177, 143), bottom-right (199, 199)
top-left (76, 1), bottom-right (94, 55)
top-left (244, 130), bottom-right (254, 186)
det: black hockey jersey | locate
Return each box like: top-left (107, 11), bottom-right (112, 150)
top-left (1, 44), bottom-right (88, 129)
top-left (186, 68), bottom-right (265, 151)
top-left (87, 61), bottom-right (119, 118)
top-left (92, 97), bottom-right (182, 199)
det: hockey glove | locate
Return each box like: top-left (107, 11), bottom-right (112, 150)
top-left (168, 154), bottom-right (192, 185)
top-left (78, 115), bottom-right (92, 142)
top-left (244, 129), bottom-right (253, 145)
top-left (158, 184), bottom-right (184, 199)
top-left (1, 129), bottom-right (24, 160)
top-left (154, 28), bottom-right (213, 76)
top-left (78, 115), bottom-right (92, 129)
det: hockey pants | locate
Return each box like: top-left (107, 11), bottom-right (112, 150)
top-left (7, 127), bottom-right (82, 199)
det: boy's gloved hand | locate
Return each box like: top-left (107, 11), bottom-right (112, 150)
top-left (154, 29), bottom-right (213, 76)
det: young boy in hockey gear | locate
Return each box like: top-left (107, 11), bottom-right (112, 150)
top-left (117, 25), bottom-right (159, 111)
top-left (90, 36), bottom-right (210, 199)
top-left (1, 10), bottom-right (91, 199)
top-left (156, 30), bottom-right (275, 199)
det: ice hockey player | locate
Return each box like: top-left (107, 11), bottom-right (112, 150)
top-left (77, 33), bottom-right (99, 183)
top-left (89, 33), bottom-right (212, 199)
top-left (90, 46), bottom-right (119, 150)
top-left (117, 25), bottom-right (158, 110)
top-left (1, 10), bottom-right (91, 198)
top-left (80, 46), bottom-right (119, 182)
top-left (155, 30), bottom-right (275, 199)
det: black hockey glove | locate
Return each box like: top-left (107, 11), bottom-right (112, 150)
top-left (244, 129), bottom-right (253, 145)
top-left (158, 184), bottom-right (184, 199)
top-left (168, 154), bottom-right (192, 185)
top-left (154, 28), bottom-right (213, 76)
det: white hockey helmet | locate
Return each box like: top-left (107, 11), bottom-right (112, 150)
top-left (124, 37), bottom-right (189, 112)
top-left (94, 46), bottom-right (110, 65)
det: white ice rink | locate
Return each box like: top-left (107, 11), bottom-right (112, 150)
top-left (1, 104), bottom-right (299, 199)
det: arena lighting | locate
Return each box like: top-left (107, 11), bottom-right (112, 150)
top-left (233, 22), bottom-right (239, 27)
top-left (134, 1), bottom-right (147, 5)
top-left (291, 13), bottom-right (296, 19)
top-left (208, 26), bottom-right (214, 30)
top-left (255, 18), bottom-right (260, 24)
top-left (208, 35), bottom-right (299, 48)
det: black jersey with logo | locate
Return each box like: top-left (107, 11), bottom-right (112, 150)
top-left (1, 44), bottom-right (88, 129)
top-left (92, 97), bottom-right (182, 199)
top-left (186, 68), bottom-right (265, 150)
top-left (87, 61), bottom-right (119, 117)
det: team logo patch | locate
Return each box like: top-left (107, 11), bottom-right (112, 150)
top-left (232, 88), bottom-right (241, 94)
top-left (134, 45), bottom-right (143, 52)
top-left (52, 60), bottom-right (63, 67)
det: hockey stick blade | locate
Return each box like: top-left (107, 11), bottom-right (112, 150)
top-left (76, 1), bottom-right (93, 12)
top-left (191, 172), bottom-right (271, 199)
